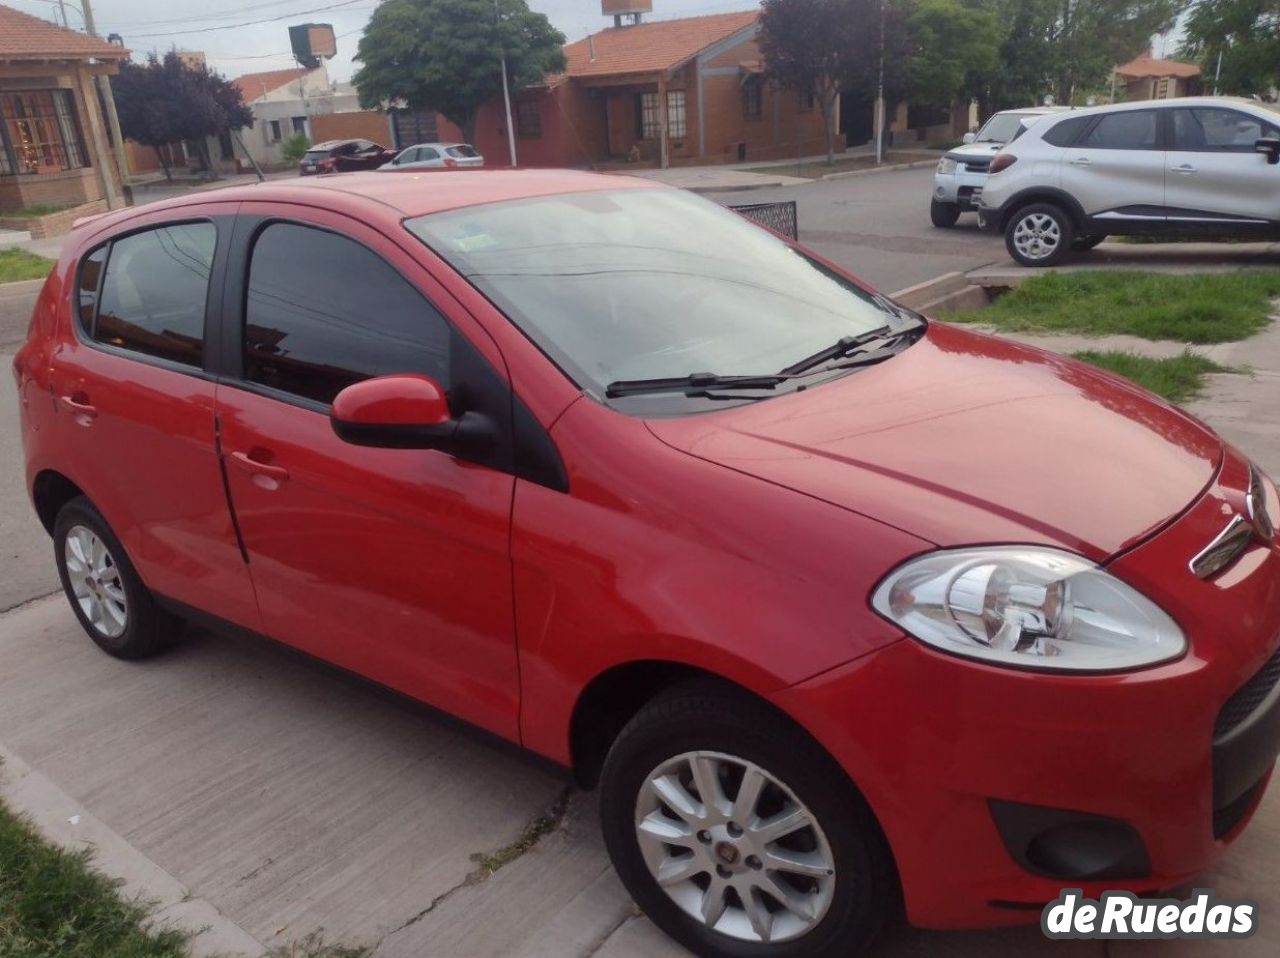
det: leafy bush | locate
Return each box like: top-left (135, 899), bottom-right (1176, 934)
top-left (282, 132), bottom-right (312, 165)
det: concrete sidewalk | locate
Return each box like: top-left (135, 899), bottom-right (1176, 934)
top-left (968, 240), bottom-right (1280, 287)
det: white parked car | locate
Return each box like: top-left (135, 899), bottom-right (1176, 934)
top-left (386, 142), bottom-right (485, 169)
top-left (931, 108), bottom-right (1068, 227)
top-left (978, 96), bottom-right (1280, 266)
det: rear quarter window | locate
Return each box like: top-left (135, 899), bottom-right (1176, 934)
top-left (1041, 115), bottom-right (1091, 147)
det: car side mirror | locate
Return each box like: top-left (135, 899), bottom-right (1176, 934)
top-left (1255, 138), bottom-right (1280, 165)
top-left (961, 132), bottom-right (976, 144)
top-left (330, 374), bottom-right (494, 452)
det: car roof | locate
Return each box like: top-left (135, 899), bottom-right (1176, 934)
top-left (86, 169), bottom-right (664, 229)
top-left (1044, 95), bottom-right (1275, 120)
top-left (402, 142), bottom-right (472, 150)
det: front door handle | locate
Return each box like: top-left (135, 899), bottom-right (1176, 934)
top-left (1172, 163), bottom-right (1197, 174)
top-left (58, 394), bottom-right (98, 421)
top-left (1068, 156), bottom-right (1092, 166)
top-left (229, 450), bottom-right (290, 482)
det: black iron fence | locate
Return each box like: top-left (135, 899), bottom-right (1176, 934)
top-left (729, 200), bottom-right (798, 240)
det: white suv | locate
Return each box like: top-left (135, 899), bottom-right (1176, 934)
top-left (930, 107), bottom-right (1066, 227)
top-left (978, 96), bottom-right (1280, 266)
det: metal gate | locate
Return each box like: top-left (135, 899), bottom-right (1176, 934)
top-left (389, 110), bottom-right (441, 150)
top-left (729, 201), bottom-right (798, 240)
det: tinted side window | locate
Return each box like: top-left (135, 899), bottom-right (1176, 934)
top-left (94, 222), bottom-right (214, 368)
top-left (1042, 115), bottom-right (1090, 147)
top-left (244, 223), bottom-right (451, 405)
top-left (77, 244), bottom-right (107, 335)
top-left (1078, 111), bottom-right (1159, 150)
top-left (420, 148), bottom-right (439, 160)
top-left (1172, 107), bottom-right (1280, 152)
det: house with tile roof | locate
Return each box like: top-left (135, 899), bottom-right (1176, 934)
top-left (1114, 54), bottom-right (1202, 101)
top-left (0, 3), bottom-right (130, 213)
top-left (436, 8), bottom-right (831, 168)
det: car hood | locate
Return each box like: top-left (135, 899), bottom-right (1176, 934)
top-left (646, 324), bottom-right (1222, 561)
top-left (945, 142), bottom-right (1004, 162)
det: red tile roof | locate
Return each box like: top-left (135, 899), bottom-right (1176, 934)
top-left (233, 67), bottom-right (312, 102)
top-left (0, 4), bottom-right (128, 60)
top-left (562, 11), bottom-right (759, 78)
top-left (1114, 55), bottom-right (1201, 80)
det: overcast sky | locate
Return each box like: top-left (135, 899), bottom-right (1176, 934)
top-left (8, 0), bottom-right (761, 83)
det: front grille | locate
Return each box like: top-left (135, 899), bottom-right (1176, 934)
top-left (1214, 776), bottom-right (1266, 839)
top-left (1215, 647), bottom-right (1280, 739)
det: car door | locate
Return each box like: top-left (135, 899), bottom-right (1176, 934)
top-left (48, 207), bottom-right (261, 631)
top-left (213, 204), bottom-right (522, 740)
top-left (1060, 108), bottom-right (1165, 222)
top-left (392, 147), bottom-right (420, 167)
top-left (1166, 105), bottom-right (1280, 225)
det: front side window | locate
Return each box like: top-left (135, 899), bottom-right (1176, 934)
top-left (244, 223), bottom-right (451, 405)
top-left (406, 190), bottom-right (906, 399)
top-left (1078, 110), bottom-right (1159, 150)
top-left (1172, 107), bottom-right (1280, 152)
top-left (92, 222), bottom-right (215, 368)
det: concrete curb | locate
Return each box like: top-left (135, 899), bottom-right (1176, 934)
top-left (0, 278), bottom-right (46, 297)
top-left (891, 271), bottom-right (969, 307)
top-left (686, 180), bottom-right (804, 194)
top-left (820, 159), bottom-right (939, 182)
top-left (0, 739), bottom-right (266, 957)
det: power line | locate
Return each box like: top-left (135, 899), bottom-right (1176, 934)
top-left (116, 0), bottom-right (372, 39)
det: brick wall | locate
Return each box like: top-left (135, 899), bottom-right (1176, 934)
top-left (0, 167), bottom-right (102, 214)
top-left (3, 198), bottom-right (108, 238)
top-left (310, 111), bottom-right (394, 146)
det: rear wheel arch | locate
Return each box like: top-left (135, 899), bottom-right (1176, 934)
top-left (33, 470), bottom-right (87, 535)
top-left (998, 188), bottom-right (1085, 232)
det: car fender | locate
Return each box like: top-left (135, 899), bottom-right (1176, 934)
top-left (995, 186), bottom-right (1087, 231)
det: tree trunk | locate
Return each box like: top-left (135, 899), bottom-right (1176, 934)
top-left (154, 145), bottom-right (172, 183)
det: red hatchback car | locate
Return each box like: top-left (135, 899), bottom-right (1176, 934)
top-left (13, 170), bottom-right (1280, 957)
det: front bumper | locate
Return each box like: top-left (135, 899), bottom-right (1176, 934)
top-left (933, 171), bottom-right (988, 210)
top-left (772, 449), bottom-right (1280, 929)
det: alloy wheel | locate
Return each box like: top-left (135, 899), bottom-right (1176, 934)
top-left (634, 749), bottom-right (837, 944)
top-left (63, 524), bottom-right (128, 638)
top-left (1012, 212), bottom-right (1062, 261)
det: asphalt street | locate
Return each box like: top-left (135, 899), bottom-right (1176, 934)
top-left (709, 167), bottom-right (1004, 293)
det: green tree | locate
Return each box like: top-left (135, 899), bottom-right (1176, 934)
top-left (760, 0), bottom-right (862, 162)
top-left (905, 0), bottom-right (1002, 106)
top-left (1181, 0), bottom-right (1280, 95)
top-left (282, 132), bottom-right (312, 165)
top-left (112, 53), bottom-right (252, 181)
top-left (353, 0), bottom-right (566, 147)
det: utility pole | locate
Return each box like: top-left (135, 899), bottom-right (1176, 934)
top-left (495, 0), bottom-right (517, 167)
top-left (874, 0), bottom-right (886, 165)
top-left (81, 0), bottom-right (132, 206)
top-left (1213, 49), bottom-right (1223, 96)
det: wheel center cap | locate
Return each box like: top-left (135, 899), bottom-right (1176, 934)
top-left (714, 842), bottom-right (739, 865)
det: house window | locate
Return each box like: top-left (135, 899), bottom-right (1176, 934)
top-left (291, 116), bottom-right (307, 134)
top-left (0, 90), bottom-right (89, 175)
top-left (269, 120), bottom-right (282, 142)
top-left (636, 92), bottom-right (661, 140)
top-left (743, 78), bottom-right (763, 121)
top-left (799, 88), bottom-right (815, 112)
top-left (516, 98), bottom-right (541, 139)
top-left (666, 90), bottom-right (687, 139)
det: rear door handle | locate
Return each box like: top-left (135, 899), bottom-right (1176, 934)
top-left (229, 450), bottom-right (290, 482)
top-left (1172, 164), bottom-right (1197, 174)
top-left (1068, 157), bottom-right (1092, 166)
top-left (58, 394), bottom-right (97, 419)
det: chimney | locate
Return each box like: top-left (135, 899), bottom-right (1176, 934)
top-left (588, 33), bottom-right (596, 61)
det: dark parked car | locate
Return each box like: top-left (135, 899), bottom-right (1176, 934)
top-left (298, 139), bottom-right (396, 175)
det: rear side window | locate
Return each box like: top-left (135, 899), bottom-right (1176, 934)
top-left (243, 222), bottom-right (451, 405)
top-left (1041, 115), bottom-right (1090, 147)
top-left (1172, 107), bottom-right (1280, 152)
top-left (91, 222), bottom-right (215, 368)
top-left (1077, 110), bottom-right (1159, 150)
top-left (448, 145), bottom-right (478, 158)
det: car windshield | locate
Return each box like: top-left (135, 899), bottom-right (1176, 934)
top-left (405, 189), bottom-right (907, 398)
top-left (975, 112), bottom-right (1038, 143)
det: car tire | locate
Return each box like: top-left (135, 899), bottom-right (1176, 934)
top-left (1071, 234), bottom-right (1106, 251)
top-left (1005, 202), bottom-right (1074, 267)
top-left (929, 200), bottom-right (961, 228)
top-left (599, 682), bottom-right (897, 958)
top-left (53, 496), bottom-right (181, 660)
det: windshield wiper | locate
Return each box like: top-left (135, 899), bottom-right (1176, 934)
top-left (778, 325), bottom-right (899, 376)
top-left (605, 371), bottom-right (788, 398)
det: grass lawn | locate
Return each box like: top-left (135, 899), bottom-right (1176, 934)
top-left (1072, 350), bottom-right (1227, 404)
top-left (744, 151), bottom-right (929, 179)
top-left (0, 248), bottom-right (55, 284)
top-left (950, 271), bottom-right (1280, 344)
top-left (0, 203), bottom-right (75, 220)
top-left (0, 798), bottom-right (366, 957)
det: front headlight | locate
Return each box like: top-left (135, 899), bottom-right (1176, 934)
top-left (936, 157), bottom-right (957, 175)
top-left (872, 547), bottom-right (1186, 672)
